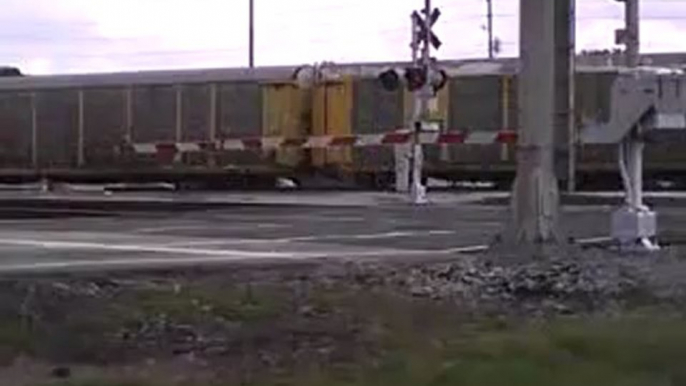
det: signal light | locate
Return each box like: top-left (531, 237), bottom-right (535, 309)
top-left (431, 69), bottom-right (447, 93)
top-left (377, 66), bottom-right (446, 93)
top-left (378, 69), bottom-right (401, 92)
top-left (404, 67), bottom-right (427, 92)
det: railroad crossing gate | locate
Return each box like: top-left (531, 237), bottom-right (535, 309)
top-left (580, 67), bottom-right (686, 251)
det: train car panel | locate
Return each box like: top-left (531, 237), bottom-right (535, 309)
top-left (311, 79), bottom-right (353, 168)
top-left (180, 84), bottom-right (212, 167)
top-left (0, 93), bottom-right (33, 168)
top-left (181, 84), bottom-right (211, 143)
top-left (83, 88), bottom-right (126, 168)
top-left (351, 77), bottom-right (404, 172)
top-left (216, 82), bottom-right (264, 168)
top-left (442, 74), bottom-right (505, 169)
top-left (450, 75), bottom-right (501, 130)
top-left (262, 81), bottom-right (309, 167)
top-left (36, 89), bottom-right (79, 168)
top-left (218, 82), bottom-right (262, 137)
top-left (131, 85), bottom-right (175, 143)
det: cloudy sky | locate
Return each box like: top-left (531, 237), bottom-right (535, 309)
top-left (2, 0), bottom-right (685, 74)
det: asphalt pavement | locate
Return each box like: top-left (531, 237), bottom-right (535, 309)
top-left (0, 189), bottom-right (684, 274)
top-left (0, 191), bottom-right (637, 274)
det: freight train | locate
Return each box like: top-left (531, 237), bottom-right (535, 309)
top-left (0, 57), bottom-right (684, 190)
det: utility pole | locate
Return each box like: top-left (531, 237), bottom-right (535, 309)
top-left (506, 0), bottom-right (573, 252)
top-left (486, 0), bottom-right (494, 59)
top-left (249, 0), bottom-right (255, 68)
top-left (620, 0), bottom-right (640, 67)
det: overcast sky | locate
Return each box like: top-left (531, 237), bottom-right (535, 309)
top-left (2, 0), bottom-right (685, 74)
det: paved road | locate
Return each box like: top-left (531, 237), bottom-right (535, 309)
top-left (0, 198), bottom-right (637, 273)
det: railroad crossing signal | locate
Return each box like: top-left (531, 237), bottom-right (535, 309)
top-left (412, 8), bottom-right (442, 49)
top-left (377, 66), bottom-right (447, 93)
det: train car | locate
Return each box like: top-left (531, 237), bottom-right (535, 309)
top-left (308, 61), bottom-right (686, 189)
top-left (0, 66), bottom-right (311, 185)
top-left (303, 62), bottom-right (631, 189)
top-left (0, 60), bottom-right (683, 189)
top-left (432, 63), bottom-right (686, 189)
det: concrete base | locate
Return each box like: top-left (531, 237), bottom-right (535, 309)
top-left (410, 183), bottom-right (428, 205)
top-left (508, 159), bottom-right (561, 246)
top-left (394, 144), bottom-right (411, 193)
top-left (611, 206), bottom-right (659, 252)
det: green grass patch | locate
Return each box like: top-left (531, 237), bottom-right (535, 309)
top-left (32, 315), bottom-right (686, 386)
top-left (361, 316), bottom-right (686, 386)
top-left (10, 280), bottom-right (686, 386)
top-left (116, 282), bottom-right (287, 324)
top-left (33, 382), bottom-right (150, 386)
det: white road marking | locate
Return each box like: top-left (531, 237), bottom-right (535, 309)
top-left (323, 216), bottom-right (366, 222)
top-left (0, 246), bottom-right (480, 273)
top-left (213, 214), bottom-right (366, 223)
top-left (0, 235), bottom-right (490, 273)
top-left (132, 225), bottom-right (210, 234)
top-left (162, 230), bottom-right (457, 247)
top-left (0, 238), bottom-right (300, 258)
top-left (255, 223), bottom-right (288, 229)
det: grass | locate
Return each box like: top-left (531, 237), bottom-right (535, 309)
top-left (5, 279), bottom-right (686, 386)
top-left (359, 315), bottom-right (686, 386)
top-left (116, 282), bottom-right (288, 324)
top-left (30, 315), bottom-right (686, 386)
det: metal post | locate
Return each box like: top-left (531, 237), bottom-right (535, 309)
top-left (409, 0), bottom-right (432, 205)
top-left (209, 83), bottom-right (218, 141)
top-left (411, 14), bottom-right (419, 65)
top-left (629, 139), bottom-right (644, 208)
top-left (625, 0), bottom-right (639, 67)
top-left (249, 0), bottom-right (255, 68)
top-left (626, 0), bottom-right (641, 210)
top-left (567, 0), bottom-right (577, 193)
top-left (175, 86), bottom-right (183, 143)
top-left (553, 0), bottom-right (576, 192)
top-left (395, 14), bottom-right (419, 193)
top-left (507, 0), bottom-right (560, 249)
top-left (30, 93), bottom-right (38, 168)
top-left (174, 86), bottom-right (184, 164)
top-left (124, 87), bottom-right (133, 142)
top-left (77, 90), bottom-right (85, 167)
top-left (623, 0), bottom-right (643, 213)
top-left (208, 83), bottom-right (218, 167)
top-left (486, 0), bottom-right (494, 59)
top-left (500, 75), bottom-right (510, 161)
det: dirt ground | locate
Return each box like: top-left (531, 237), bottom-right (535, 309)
top-left (0, 248), bottom-right (685, 386)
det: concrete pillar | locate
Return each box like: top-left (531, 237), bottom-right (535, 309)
top-left (507, 0), bottom-right (564, 248)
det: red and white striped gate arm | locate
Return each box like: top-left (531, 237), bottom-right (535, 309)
top-left (129, 129), bottom-right (518, 155)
